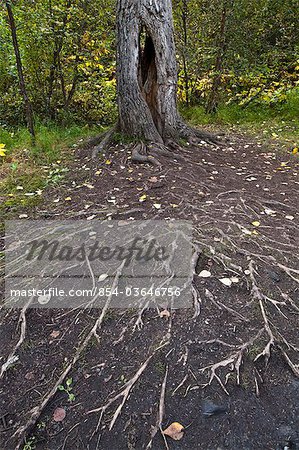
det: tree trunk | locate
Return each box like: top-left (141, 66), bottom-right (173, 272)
top-left (181, 0), bottom-right (190, 106)
top-left (205, 0), bottom-right (233, 114)
top-left (6, 1), bottom-right (35, 139)
top-left (116, 0), bottom-right (180, 143)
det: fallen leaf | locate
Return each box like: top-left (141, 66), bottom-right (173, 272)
top-left (219, 278), bottom-right (232, 287)
top-left (149, 176), bottom-right (158, 183)
top-left (264, 208), bottom-right (276, 216)
top-left (19, 214), bottom-right (28, 219)
top-left (160, 309), bottom-right (170, 318)
top-left (25, 371), bottom-right (35, 381)
top-left (163, 422), bottom-right (185, 441)
top-left (65, 197), bottom-right (72, 201)
top-left (105, 159), bottom-right (112, 165)
top-left (285, 215), bottom-right (294, 221)
top-left (241, 228), bottom-right (252, 235)
top-left (199, 270), bottom-right (211, 278)
top-left (38, 294), bottom-right (51, 305)
top-left (251, 221), bottom-right (260, 227)
top-left (53, 407), bottom-right (66, 422)
top-left (0, 144), bottom-right (7, 157)
top-left (50, 330), bottom-right (60, 339)
top-left (231, 277), bottom-right (239, 283)
top-left (292, 147), bottom-right (298, 155)
top-left (98, 273), bottom-right (108, 282)
top-left (139, 194), bottom-right (147, 202)
top-left (153, 203), bottom-right (161, 209)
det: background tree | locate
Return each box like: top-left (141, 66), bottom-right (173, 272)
top-left (0, 0), bottom-right (298, 129)
top-left (5, 1), bottom-right (35, 139)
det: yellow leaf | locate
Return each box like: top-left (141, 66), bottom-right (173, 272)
top-left (163, 422), bottom-right (185, 441)
top-left (139, 194), bottom-right (147, 202)
top-left (95, 170), bottom-right (102, 175)
top-left (0, 143), bottom-right (6, 157)
top-left (251, 221), bottom-right (260, 227)
top-left (65, 197), bottom-right (72, 201)
top-left (292, 147), bottom-right (298, 155)
top-left (105, 159), bottom-right (112, 165)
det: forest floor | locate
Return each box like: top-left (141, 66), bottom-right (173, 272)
top-left (0, 128), bottom-right (299, 450)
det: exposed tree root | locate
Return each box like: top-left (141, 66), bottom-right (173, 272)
top-left (0, 298), bottom-right (32, 379)
top-left (90, 119), bottom-right (222, 162)
top-left (131, 142), bottom-right (162, 167)
top-left (146, 366), bottom-right (169, 449)
top-left (91, 126), bottom-right (117, 159)
top-left (86, 338), bottom-right (170, 433)
top-left (199, 329), bottom-right (264, 395)
top-left (176, 118), bottom-right (222, 146)
top-left (10, 262), bottom-right (125, 450)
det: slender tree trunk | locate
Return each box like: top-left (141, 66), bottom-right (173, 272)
top-left (47, 0), bottom-right (71, 118)
top-left (6, 1), bottom-right (35, 139)
top-left (181, 0), bottom-right (190, 106)
top-left (116, 0), bottom-right (181, 143)
top-left (206, 0), bottom-right (232, 114)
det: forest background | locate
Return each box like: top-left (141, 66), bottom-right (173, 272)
top-left (0, 0), bottom-right (298, 206)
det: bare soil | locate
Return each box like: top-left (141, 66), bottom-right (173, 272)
top-left (0, 131), bottom-right (298, 450)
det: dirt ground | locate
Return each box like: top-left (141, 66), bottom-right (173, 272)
top-left (0, 130), bottom-right (298, 450)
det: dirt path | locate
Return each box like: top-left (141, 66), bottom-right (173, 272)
top-left (1, 132), bottom-right (298, 450)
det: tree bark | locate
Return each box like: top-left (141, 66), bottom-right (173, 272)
top-left (181, 0), bottom-right (190, 106)
top-left (116, 0), bottom-right (181, 143)
top-left (205, 0), bottom-right (233, 114)
top-left (6, 1), bottom-right (35, 139)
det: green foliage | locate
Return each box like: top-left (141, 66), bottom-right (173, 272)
top-left (0, 0), bottom-right (298, 126)
top-left (22, 437), bottom-right (36, 450)
top-left (57, 377), bottom-right (76, 402)
top-left (181, 86), bottom-right (299, 145)
top-left (0, 122), bottom-right (101, 217)
top-left (0, 0), bottom-right (116, 127)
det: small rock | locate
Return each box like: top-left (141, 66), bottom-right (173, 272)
top-left (202, 399), bottom-right (228, 417)
top-left (268, 270), bottom-right (281, 283)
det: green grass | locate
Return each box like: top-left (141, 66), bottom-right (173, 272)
top-left (0, 122), bottom-right (103, 217)
top-left (181, 87), bottom-right (299, 148)
top-left (0, 122), bottom-right (103, 163)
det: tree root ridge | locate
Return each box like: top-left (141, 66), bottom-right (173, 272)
top-left (90, 119), bottom-right (222, 161)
